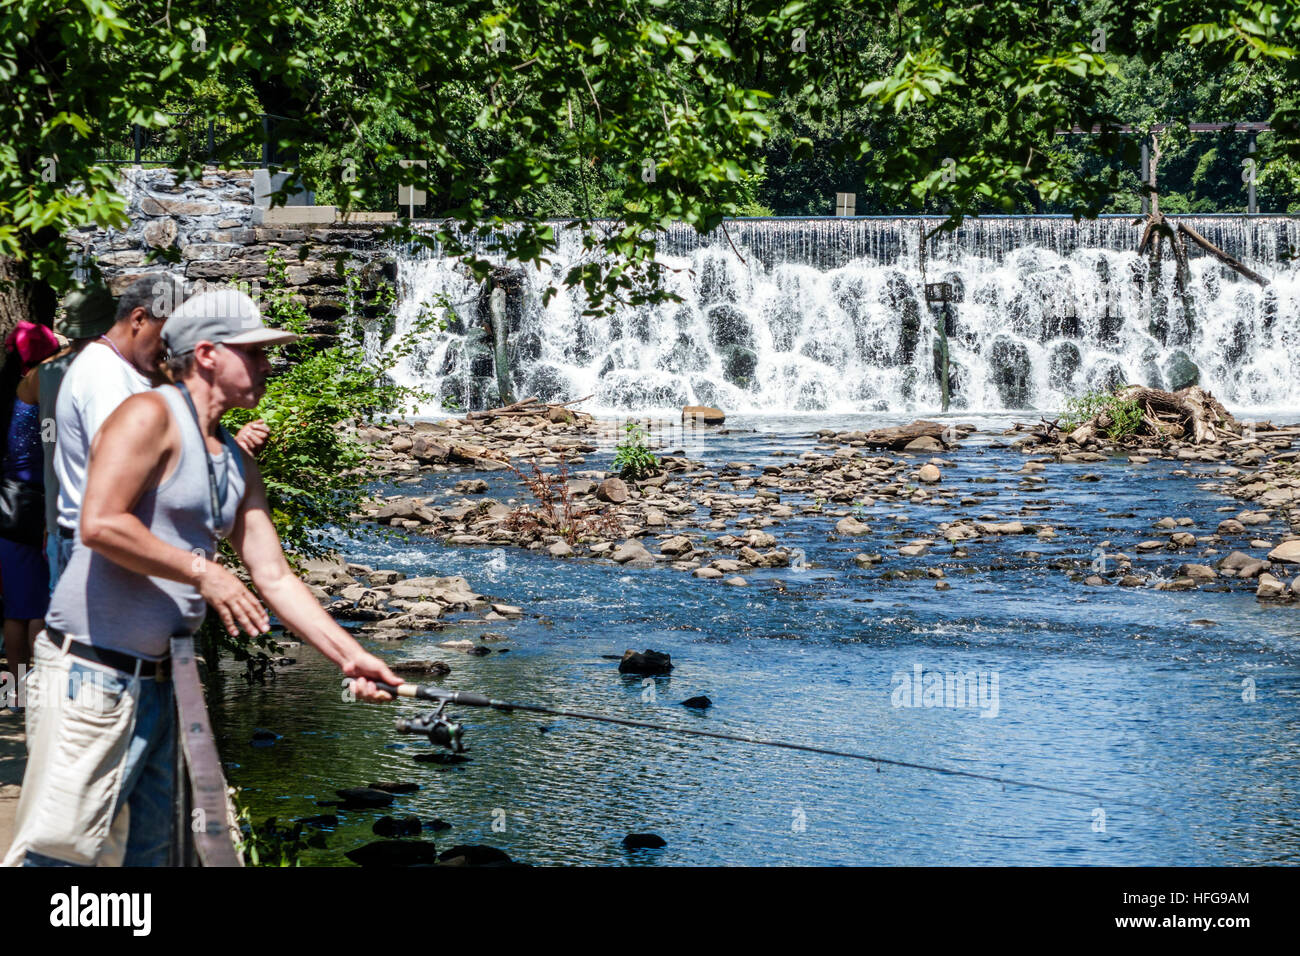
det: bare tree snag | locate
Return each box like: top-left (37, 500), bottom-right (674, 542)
top-left (1176, 222), bottom-right (1269, 287)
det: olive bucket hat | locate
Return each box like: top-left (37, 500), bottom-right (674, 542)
top-left (57, 282), bottom-right (117, 340)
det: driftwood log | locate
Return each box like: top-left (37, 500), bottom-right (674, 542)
top-left (1068, 385), bottom-right (1239, 446)
top-left (465, 394), bottom-right (594, 423)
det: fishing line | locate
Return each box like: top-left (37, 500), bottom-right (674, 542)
top-left (364, 681), bottom-right (1163, 812)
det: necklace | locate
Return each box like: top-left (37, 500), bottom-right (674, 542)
top-left (174, 381), bottom-right (231, 539)
top-left (98, 334), bottom-right (130, 365)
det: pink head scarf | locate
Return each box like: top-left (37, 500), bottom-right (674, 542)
top-left (4, 321), bottom-right (60, 374)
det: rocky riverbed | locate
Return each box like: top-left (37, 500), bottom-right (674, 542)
top-left (297, 403), bottom-right (1300, 661)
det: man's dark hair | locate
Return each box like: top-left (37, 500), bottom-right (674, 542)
top-left (115, 274), bottom-right (185, 323)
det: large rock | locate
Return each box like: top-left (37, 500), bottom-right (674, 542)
top-left (659, 535), bottom-right (694, 556)
top-left (1268, 541), bottom-right (1300, 564)
top-left (344, 840), bottom-right (439, 867)
top-left (1047, 341), bottom-right (1082, 391)
top-left (682, 405), bottom-right (725, 425)
top-left (916, 463), bottom-right (942, 483)
top-left (619, 649), bottom-right (673, 675)
top-left (835, 517), bottom-right (871, 536)
top-left (859, 420), bottom-right (948, 451)
top-left (596, 477), bottom-right (629, 503)
top-left (904, 436), bottom-right (944, 453)
top-left (335, 787), bottom-right (394, 809)
top-left (1163, 350), bottom-right (1200, 391)
top-left (988, 336), bottom-right (1033, 408)
top-left (1256, 574), bottom-right (1287, 599)
top-left (611, 539), bottom-right (652, 564)
top-left (410, 436), bottom-right (450, 462)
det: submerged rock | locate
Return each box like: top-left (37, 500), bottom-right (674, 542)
top-left (619, 649), bottom-right (673, 675)
top-left (372, 816), bottom-right (423, 838)
top-left (681, 696), bottom-right (713, 709)
top-left (335, 787), bottom-right (395, 809)
top-left (622, 833), bottom-right (667, 850)
top-left (344, 840), bottom-right (439, 867)
top-left (437, 844), bottom-right (515, 866)
top-left (368, 781), bottom-right (420, 794)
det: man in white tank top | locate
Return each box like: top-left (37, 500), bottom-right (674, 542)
top-left (5, 290), bottom-right (400, 867)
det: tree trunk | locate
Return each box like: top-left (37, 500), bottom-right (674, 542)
top-left (0, 227), bottom-right (60, 341)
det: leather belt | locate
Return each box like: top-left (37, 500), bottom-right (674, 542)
top-left (45, 626), bottom-right (170, 679)
top-left (57, 525), bottom-right (74, 539)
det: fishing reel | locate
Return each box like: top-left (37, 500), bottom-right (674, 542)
top-left (394, 700), bottom-right (466, 753)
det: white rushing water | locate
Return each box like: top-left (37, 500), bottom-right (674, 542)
top-left (385, 216), bottom-right (1300, 416)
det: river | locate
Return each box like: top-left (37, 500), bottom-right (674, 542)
top-left (213, 412), bottom-right (1300, 866)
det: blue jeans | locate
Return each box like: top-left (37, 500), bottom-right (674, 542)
top-left (11, 633), bottom-right (176, 867)
top-left (48, 532), bottom-right (74, 592)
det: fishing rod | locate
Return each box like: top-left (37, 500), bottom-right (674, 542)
top-left (354, 680), bottom-right (1161, 811)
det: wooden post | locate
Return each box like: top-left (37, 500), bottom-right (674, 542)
top-left (1248, 133), bottom-right (1257, 215)
top-left (937, 304), bottom-right (951, 412)
top-left (1140, 140), bottom-right (1150, 215)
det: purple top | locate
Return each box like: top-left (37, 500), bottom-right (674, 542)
top-left (3, 398), bottom-right (42, 483)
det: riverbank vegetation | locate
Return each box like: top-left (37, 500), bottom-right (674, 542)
top-left (4, 1), bottom-right (1299, 332)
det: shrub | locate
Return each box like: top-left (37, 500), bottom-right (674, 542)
top-left (612, 420), bottom-right (660, 480)
top-left (1061, 389), bottom-right (1143, 441)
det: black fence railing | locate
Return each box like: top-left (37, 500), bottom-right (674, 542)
top-left (169, 636), bottom-right (242, 867)
top-left (98, 112), bottom-right (290, 167)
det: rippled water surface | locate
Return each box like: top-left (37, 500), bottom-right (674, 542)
top-left (213, 414), bottom-right (1300, 865)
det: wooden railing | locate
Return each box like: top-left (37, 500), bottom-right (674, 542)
top-left (169, 637), bottom-right (242, 867)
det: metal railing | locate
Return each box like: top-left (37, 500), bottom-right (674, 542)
top-left (169, 636), bottom-right (242, 866)
top-left (98, 112), bottom-right (291, 167)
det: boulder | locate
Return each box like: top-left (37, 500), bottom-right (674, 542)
top-left (391, 659), bottom-right (452, 677)
top-left (682, 405), bottom-right (725, 425)
top-left (659, 535), bottom-right (694, 556)
top-left (547, 541), bottom-right (574, 558)
top-left (975, 521), bottom-right (1026, 535)
top-left (916, 463), bottom-right (942, 483)
top-left (1179, 564), bottom-right (1218, 582)
top-left (622, 833), bottom-right (667, 850)
top-left (611, 539), bottom-right (652, 564)
top-left (1267, 540), bottom-right (1300, 565)
top-left (335, 787), bottom-right (394, 809)
top-left (344, 840), bottom-right (440, 866)
top-left (372, 816), bottom-right (422, 838)
top-left (437, 844), bottom-right (514, 866)
top-left (618, 649), bottom-right (673, 675)
top-left (859, 421), bottom-right (947, 451)
top-left (1256, 574), bottom-right (1287, 599)
top-left (410, 436), bottom-right (451, 463)
top-left (835, 517), bottom-right (871, 536)
top-left (596, 477), bottom-right (630, 503)
top-left (904, 436), bottom-right (944, 453)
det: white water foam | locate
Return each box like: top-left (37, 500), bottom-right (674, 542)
top-left (383, 217), bottom-right (1300, 415)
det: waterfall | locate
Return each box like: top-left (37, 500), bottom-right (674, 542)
top-left (385, 216), bottom-right (1300, 415)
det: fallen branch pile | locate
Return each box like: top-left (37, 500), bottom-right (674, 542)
top-left (1068, 385), bottom-right (1239, 446)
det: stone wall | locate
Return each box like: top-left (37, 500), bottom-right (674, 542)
top-left (71, 167), bottom-right (396, 331)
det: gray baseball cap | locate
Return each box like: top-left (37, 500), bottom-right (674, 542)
top-left (161, 289), bottom-right (299, 356)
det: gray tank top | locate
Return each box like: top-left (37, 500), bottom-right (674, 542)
top-left (46, 385), bottom-right (248, 658)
